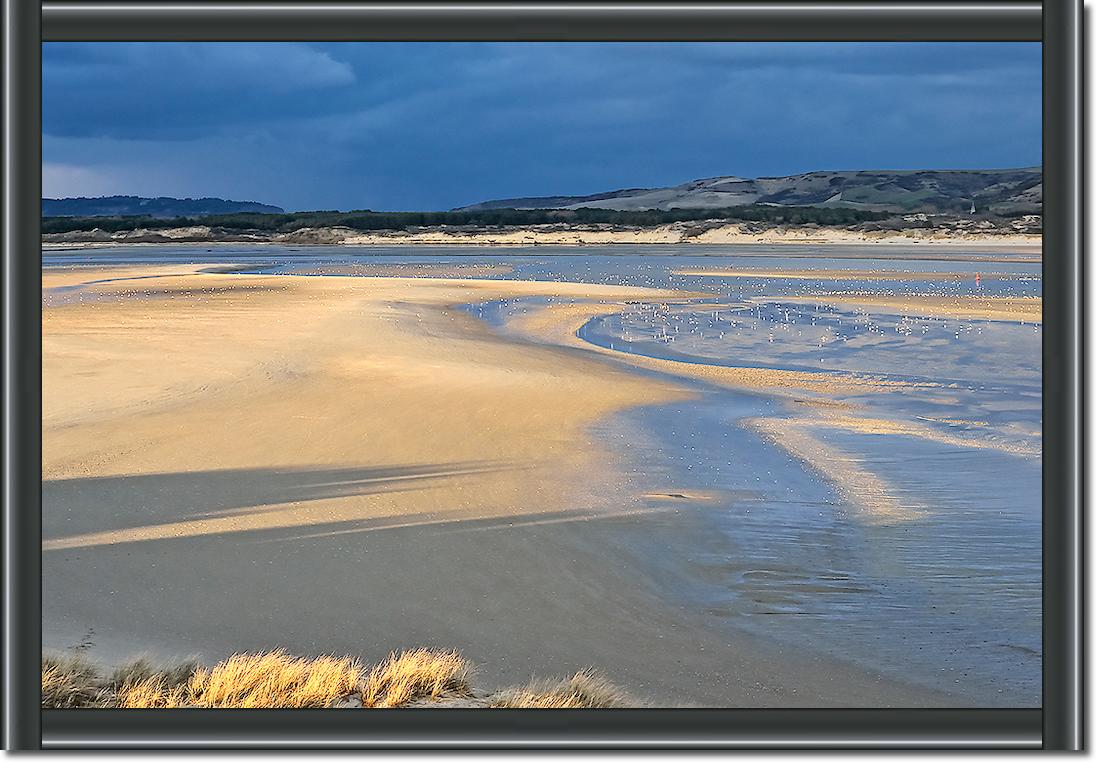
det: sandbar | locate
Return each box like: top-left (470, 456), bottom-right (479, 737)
top-left (772, 294), bottom-right (1042, 323)
top-left (43, 264), bottom-right (953, 706)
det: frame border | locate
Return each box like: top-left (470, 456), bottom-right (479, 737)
top-left (40, 1), bottom-right (1043, 41)
top-left (2, 0), bottom-right (42, 751)
top-left (1, 0), bottom-right (1081, 750)
top-left (1041, 0), bottom-right (1083, 750)
top-left (41, 708), bottom-right (1042, 750)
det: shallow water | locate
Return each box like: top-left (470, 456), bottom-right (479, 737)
top-left (469, 259), bottom-right (1041, 705)
top-left (44, 244), bottom-right (1042, 705)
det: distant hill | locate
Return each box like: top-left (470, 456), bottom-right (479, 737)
top-left (456, 168), bottom-right (1042, 216)
top-left (42, 195), bottom-right (285, 218)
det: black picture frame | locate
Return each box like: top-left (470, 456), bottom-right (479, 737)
top-left (2, 0), bottom-right (1082, 750)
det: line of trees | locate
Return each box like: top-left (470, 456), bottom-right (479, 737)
top-left (42, 205), bottom-right (892, 235)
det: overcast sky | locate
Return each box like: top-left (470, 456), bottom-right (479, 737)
top-left (42, 42), bottom-right (1041, 212)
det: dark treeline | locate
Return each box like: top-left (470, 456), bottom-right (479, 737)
top-left (42, 205), bottom-right (892, 235)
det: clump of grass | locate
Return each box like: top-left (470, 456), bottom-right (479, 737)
top-left (186, 650), bottom-right (364, 708)
top-left (41, 655), bottom-right (106, 709)
top-left (111, 658), bottom-right (202, 709)
top-left (115, 676), bottom-right (192, 708)
top-left (44, 651), bottom-right (362, 709)
top-left (360, 649), bottom-right (473, 707)
top-left (488, 670), bottom-right (631, 708)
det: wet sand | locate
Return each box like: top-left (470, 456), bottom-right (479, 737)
top-left (506, 300), bottom-right (936, 398)
top-left (773, 294), bottom-right (1042, 323)
top-left (503, 302), bottom-right (981, 530)
top-left (501, 293), bottom-right (1041, 600)
top-left (43, 264), bottom-right (953, 706)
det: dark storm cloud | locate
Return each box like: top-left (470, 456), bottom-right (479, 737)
top-left (42, 42), bottom-right (1041, 211)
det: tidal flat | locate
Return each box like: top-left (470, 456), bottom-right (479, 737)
top-left (42, 243), bottom-right (1041, 707)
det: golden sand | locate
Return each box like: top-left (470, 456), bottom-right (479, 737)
top-left (774, 294), bottom-right (1042, 323)
top-left (43, 266), bottom-right (694, 551)
top-left (284, 263), bottom-right (515, 278)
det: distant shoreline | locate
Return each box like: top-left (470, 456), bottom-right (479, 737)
top-left (42, 222), bottom-right (1042, 251)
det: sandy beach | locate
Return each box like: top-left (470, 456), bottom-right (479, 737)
top-left (42, 261), bottom-right (979, 707)
top-left (43, 224), bottom-right (1043, 251)
top-left (340, 225), bottom-right (1042, 248)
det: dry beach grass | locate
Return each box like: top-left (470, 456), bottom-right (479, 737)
top-left (488, 671), bottom-right (632, 708)
top-left (360, 648), bottom-right (473, 707)
top-left (42, 649), bottom-right (629, 709)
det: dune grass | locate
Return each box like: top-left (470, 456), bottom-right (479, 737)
top-left (41, 655), bottom-right (107, 709)
top-left (191, 651), bottom-right (364, 708)
top-left (110, 651), bottom-right (365, 709)
top-left (114, 676), bottom-right (192, 709)
top-left (487, 670), bottom-right (632, 708)
top-left (361, 648), bottom-right (473, 707)
top-left (110, 657), bottom-right (203, 689)
top-left (42, 648), bottom-right (632, 709)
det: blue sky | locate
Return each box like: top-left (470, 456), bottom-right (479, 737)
top-left (42, 42), bottom-right (1041, 211)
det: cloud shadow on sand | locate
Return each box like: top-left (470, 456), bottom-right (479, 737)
top-left (42, 460), bottom-right (524, 550)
